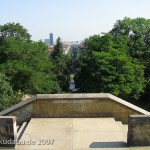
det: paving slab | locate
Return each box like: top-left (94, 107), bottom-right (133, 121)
top-left (73, 118), bottom-right (127, 149)
top-left (15, 118), bottom-right (150, 150)
top-left (16, 118), bottom-right (72, 150)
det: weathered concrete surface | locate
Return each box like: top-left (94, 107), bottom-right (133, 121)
top-left (0, 116), bottom-right (17, 148)
top-left (0, 117), bottom-right (150, 150)
top-left (128, 115), bottom-right (150, 146)
top-left (0, 94), bottom-right (149, 125)
top-left (16, 118), bottom-right (128, 149)
top-left (32, 98), bottom-right (142, 124)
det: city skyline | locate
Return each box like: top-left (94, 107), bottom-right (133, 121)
top-left (44, 33), bottom-right (54, 45)
top-left (1, 0), bottom-right (150, 42)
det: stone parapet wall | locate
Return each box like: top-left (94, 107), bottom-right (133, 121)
top-left (128, 115), bottom-right (150, 146)
top-left (0, 94), bottom-right (149, 124)
top-left (0, 116), bottom-right (17, 148)
top-left (32, 98), bottom-right (142, 124)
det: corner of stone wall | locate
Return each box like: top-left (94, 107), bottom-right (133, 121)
top-left (0, 116), bottom-right (17, 148)
top-left (128, 115), bottom-right (150, 146)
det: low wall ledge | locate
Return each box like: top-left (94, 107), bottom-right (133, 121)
top-left (0, 116), bottom-right (17, 124)
top-left (0, 93), bottom-right (149, 117)
top-left (36, 93), bottom-right (110, 99)
top-left (0, 96), bottom-right (36, 116)
top-left (130, 115), bottom-right (150, 118)
top-left (129, 115), bottom-right (150, 124)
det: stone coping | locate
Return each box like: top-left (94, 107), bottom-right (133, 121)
top-left (109, 94), bottom-right (150, 115)
top-left (0, 116), bottom-right (17, 124)
top-left (130, 115), bottom-right (150, 118)
top-left (0, 96), bottom-right (36, 116)
top-left (129, 115), bottom-right (150, 124)
top-left (0, 93), bottom-right (149, 116)
top-left (0, 116), bottom-right (16, 119)
top-left (36, 93), bottom-right (110, 99)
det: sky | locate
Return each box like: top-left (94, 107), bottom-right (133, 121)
top-left (1, 0), bottom-right (150, 42)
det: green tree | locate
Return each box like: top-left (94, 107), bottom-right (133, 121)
top-left (110, 17), bottom-right (150, 61)
top-left (0, 72), bottom-right (18, 111)
top-left (51, 37), bottom-right (71, 92)
top-left (0, 23), bottom-right (31, 64)
top-left (75, 34), bottom-right (145, 100)
top-left (28, 41), bottom-right (61, 94)
top-left (51, 37), bottom-right (63, 59)
top-left (110, 17), bottom-right (150, 101)
top-left (0, 22), bottom-right (31, 41)
top-left (0, 39), bottom-right (60, 94)
top-left (0, 23), bottom-right (60, 94)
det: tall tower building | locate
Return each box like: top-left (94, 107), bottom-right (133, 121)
top-left (44, 39), bottom-right (50, 45)
top-left (49, 33), bottom-right (54, 46)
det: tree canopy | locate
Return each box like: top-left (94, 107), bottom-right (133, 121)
top-left (75, 33), bottom-right (145, 100)
top-left (0, 22), bottom-right (31, 41)
top-left (1, 18), bottom-right (150, 111)
top-left (110, 17), bottom-right (150, 102)
top-left (51, 37), bottom-right (71, 92)
top-left (0, 23), bottom-right (60, 96)
top-left (0, 72), bottom-right (16, 111)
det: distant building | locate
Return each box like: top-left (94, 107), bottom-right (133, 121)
top-left (63, 40), bottom-right (83, 46)
top-left (50, 33), bottom-right (54, 46)
top-left (48, 44), bottom-right (54, 54)
top-left (44, 33), bottom-right (54, 46)
top-left (44, 39), bottom-right (50, 45)
top-left (63, 43), bottom-right (70, 55)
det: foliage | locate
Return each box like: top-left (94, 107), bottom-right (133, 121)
top-left (110, 17), bottom-right (150, 102)
top-left (0, 72), bottom-right (18, 111)
top-left (110, 17), bottom-right (150, 61)
top-left (75, 34), bottom-right (145, 100)
top-left (1, 18), bottom-right (150, 111)
top-left (0, 23), bottom-right (60, 94)
top-left (51, 37), bottom-right (71, 92)
top-left (0, 22), bottom-right (31, 41)
top-left (51, 37), bottom-right (63, 59)
top-left (0, 39), bottom-right (60, 94)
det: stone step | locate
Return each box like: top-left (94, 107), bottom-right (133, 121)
top-left (123, 124), bottom-right (128, 133)
top-left (17, 122), bottom-right (28, 140)
top-left (116, 121), bottom-right (128, 140)
top-left (17, 125), bottom-right (20, 132)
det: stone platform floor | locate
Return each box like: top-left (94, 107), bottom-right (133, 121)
top-left (15, 118), bottom-right (150, 150)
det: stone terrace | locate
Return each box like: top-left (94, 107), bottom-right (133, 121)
top-left (0, 93), bottom-right (150, 149)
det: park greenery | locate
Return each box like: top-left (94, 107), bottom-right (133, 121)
top-left (0, 23), bottom-right (70, 110)
top-left (75, 17), bottom-right (150, 109)
top-left (51, 37), bottom-right (71, 92)
top-left (75, 34), bottom-right (145, 100)
top-left (0, 72), bottom-right (16, 111)
top-left (1, 17), bottom-right (150, 111)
